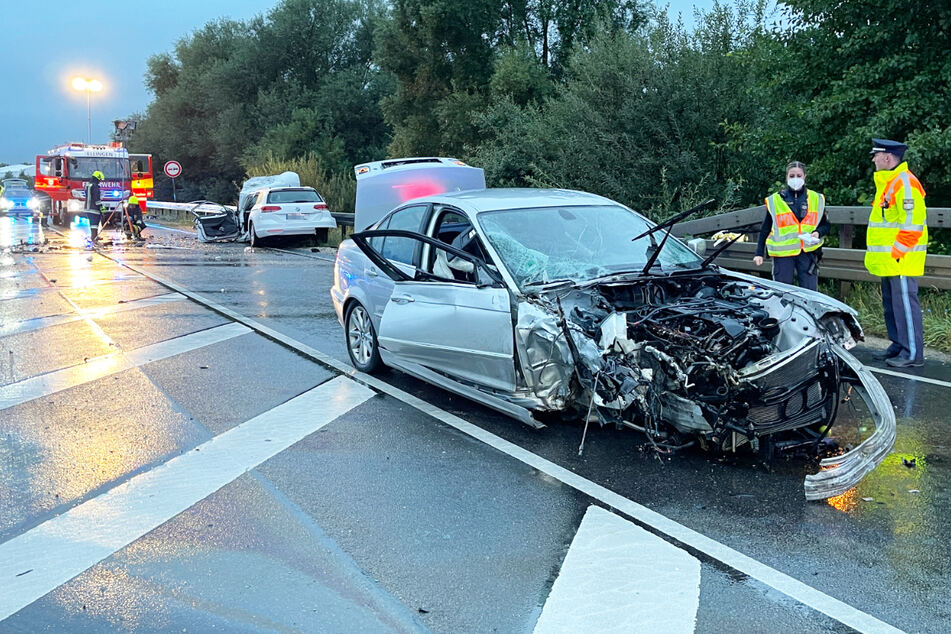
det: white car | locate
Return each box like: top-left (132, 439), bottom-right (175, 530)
top-left (238, 186), bottom-right (336, 246)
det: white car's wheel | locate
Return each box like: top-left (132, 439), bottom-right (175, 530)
top-left (345, 301), bottom-right (382, 373)
top-left (249, 221), bottom-right (259, 247)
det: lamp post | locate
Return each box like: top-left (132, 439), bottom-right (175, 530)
top-left (71, 77), bottom-right (103, 144)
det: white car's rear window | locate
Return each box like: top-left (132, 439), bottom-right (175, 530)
top-left (266, 189), bottom-right (322, 204)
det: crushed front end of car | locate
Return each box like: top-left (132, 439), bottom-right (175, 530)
top-left (513, 269), bottom-right (895, 500)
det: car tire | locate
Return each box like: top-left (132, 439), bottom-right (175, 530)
top-left (345, 301), bottom-right (382, 373)
top-left (249, 222), bottom-right (258, 248)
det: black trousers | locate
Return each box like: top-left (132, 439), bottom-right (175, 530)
top-left (772, 252), bottom-right (818, 290)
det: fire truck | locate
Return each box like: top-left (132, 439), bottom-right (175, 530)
top-left (34, 143), bottom-right (153, 225)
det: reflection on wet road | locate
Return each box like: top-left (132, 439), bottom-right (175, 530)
top-left (1, 215), bottom-right (949, 632)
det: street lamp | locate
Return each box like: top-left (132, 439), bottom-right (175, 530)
top-left (71, 77), bottom-right (103, 144)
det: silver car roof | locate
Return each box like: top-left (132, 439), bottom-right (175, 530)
top-left (417, 188), bottom-right (621, 214)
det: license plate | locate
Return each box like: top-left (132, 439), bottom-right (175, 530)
top-left (286, 213), bottom-right (304, 219)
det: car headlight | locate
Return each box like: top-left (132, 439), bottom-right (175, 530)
top-left (28, 198), bottom-right (40, 210)
top-left (67, 199), bottom-right (84, 212)
top-left (0, 198), bottom-right (11, 210)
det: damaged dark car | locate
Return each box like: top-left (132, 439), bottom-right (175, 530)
top-left (330, 189), bottom-right (895, 500)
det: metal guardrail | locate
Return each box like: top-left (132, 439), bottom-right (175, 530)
top-left (707, 241), bottom-right (951, 290)
top-left (331, 212), bottom-right (355, 226)
top-left (674, 204), bottom-right (951, 291)
top-left (673, 205), bottom-right (951, 236)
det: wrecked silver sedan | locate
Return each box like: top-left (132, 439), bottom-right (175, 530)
top-left (330, 189), bottom-right (895, 500)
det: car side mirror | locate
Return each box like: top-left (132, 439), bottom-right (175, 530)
top-left (687, 238), bottom-right (707, 256)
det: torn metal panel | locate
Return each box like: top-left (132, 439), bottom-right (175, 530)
top-left (513, 301), bottom-right (574, 411)
top-left (803, 345), bottom-right (896, 500)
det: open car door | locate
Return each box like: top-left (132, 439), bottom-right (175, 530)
top-left (351, 229), bottom-right (516, 392)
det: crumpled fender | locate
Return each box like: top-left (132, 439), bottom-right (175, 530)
top-left (803, 344), bottom-right (896, 500)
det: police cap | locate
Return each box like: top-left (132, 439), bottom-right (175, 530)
top-left (870, 138), bottom-right (907, 159)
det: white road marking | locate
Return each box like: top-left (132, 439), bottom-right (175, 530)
top-left (0, 322), bottom-right (250, 411)
top-left (534, 505), bottom-right (700, 634)
top-left (102, 257), bottom-right (906, 634)
top-left (0, 293), bottom-right (185, 337)
top-left (869, 366), bottom-right (951, 390)
top-left (0, 376), bottom-right (373, 621)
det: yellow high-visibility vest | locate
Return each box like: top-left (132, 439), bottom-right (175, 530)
top-left (764, 189), bottom-right (825, 257)
top-left (864, 162), bottom-right (928, 277)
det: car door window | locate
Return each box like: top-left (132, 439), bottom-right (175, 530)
top-left (352, 229), bottom-right (503, 287)
top-left (380, 205), bottom-right (428, 266)
top-left (368, 216), bottom-right (388, 252)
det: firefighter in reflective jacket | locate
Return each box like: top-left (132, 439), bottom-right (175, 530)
top-left (753, 161), bottom-right (829, 291)
top-left (866, 138), bottom-right (927, 368)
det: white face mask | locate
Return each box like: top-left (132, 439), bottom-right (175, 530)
top-left (787, 177), bottom-right (805, 191)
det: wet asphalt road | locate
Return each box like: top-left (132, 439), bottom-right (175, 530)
top-left (1, 216), bottom-right (950, 633)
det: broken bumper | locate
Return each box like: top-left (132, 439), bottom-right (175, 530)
top-left (803, 345), bottom-right (896, 501)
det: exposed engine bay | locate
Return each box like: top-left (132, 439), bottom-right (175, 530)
top-left (513, 270), bottom-right (895, 500)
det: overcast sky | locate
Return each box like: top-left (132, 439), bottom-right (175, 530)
top-left (0, 1), bottom-right (711, 164)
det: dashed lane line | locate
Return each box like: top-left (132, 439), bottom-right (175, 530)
top-left (0, 322), bottom-right (250, 411)
top-left (0, 376), bottom-right (374, 621)
top-left (534, 505), bottom-right (701, 633)
top-left (0, 293), bottom-right (185, 337)
top-left (100, 254), bottom-right (905, 634)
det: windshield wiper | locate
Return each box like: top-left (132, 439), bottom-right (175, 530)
top-left (699, 233), bottom-right (743, 268)
top-left (631, 199), bottom-right (716, 244)
top-left (632, 199), bottom-right (716, 276)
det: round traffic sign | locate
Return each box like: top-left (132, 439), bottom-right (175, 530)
top-left (164, 161), bottom-right (182, 178)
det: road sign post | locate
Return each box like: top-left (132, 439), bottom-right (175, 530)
top-left (164, 161), bottom-right (182, 202)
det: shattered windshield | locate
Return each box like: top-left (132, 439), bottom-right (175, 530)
top-left (478, 204), bottom-right (701, 288)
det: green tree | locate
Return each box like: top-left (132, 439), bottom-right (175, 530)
top-left (471, 3), bottom-right (766, 216)
top-left (376, 0), bottom-right (644, 156)
top-left (732, 0), bottom-right (951, 207)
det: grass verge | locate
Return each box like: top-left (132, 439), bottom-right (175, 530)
top-left (822, 280), bottom-right (951, 354)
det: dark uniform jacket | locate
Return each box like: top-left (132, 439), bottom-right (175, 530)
top-left (85, 180), bottom-right (102, 212)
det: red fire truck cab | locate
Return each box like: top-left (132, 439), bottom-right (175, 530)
top-left (130, 154), bottom-right (153, 212)
top-left (34, 143), bottom-right (132, 226)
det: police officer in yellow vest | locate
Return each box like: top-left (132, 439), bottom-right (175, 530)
top-left (753, 161), bottom-right (829, 291)
top-left (866, 138), bottom-right (927, 368)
